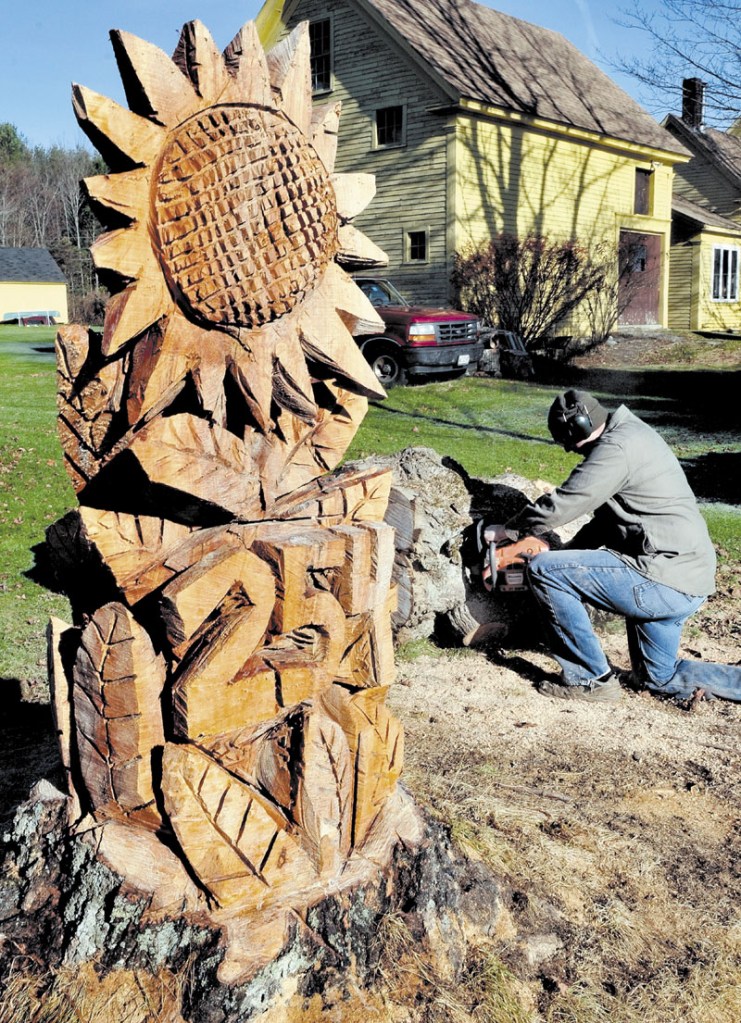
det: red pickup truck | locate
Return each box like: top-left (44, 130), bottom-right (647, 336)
top-left (353, 277), bottom-right (483, 387)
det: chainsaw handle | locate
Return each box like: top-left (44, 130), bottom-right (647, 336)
top-left (489, 540), bottom-right (499, 574)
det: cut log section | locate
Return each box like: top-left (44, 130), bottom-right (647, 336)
top-left (48, 617), bottom-right (83, 821)
top-left (72, 603), bottom-right (166, 818)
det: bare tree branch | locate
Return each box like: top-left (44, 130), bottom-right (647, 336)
top-left (616, 0), bottom-right (741, 125)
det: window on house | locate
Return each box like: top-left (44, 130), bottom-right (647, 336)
top-left (406, 230), bottom-right (428, 263)
top-left (712, 245), bottom-right (739, 301)
top-left (627, 242), bottom-right (648, 274)
top-left (309, 19), bottom-right (332, 92)
top-left (374, 105), bottom-right (405, 148)
top-left (634, 168), bottom-right (652, 216)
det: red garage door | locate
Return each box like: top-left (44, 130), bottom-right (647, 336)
top-left (618, 231), bottom-right (661, 326)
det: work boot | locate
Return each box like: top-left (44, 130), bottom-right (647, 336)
top-left (538, 673), bottom-right (622, 702)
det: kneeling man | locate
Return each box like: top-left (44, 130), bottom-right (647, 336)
top-left (486, 389), bottom-right (741, 703)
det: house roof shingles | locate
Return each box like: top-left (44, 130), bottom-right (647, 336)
top-left (664, 114), bottom-right (741, 191)
top-left (672, 194), bottom-right (741, 233)
top-left (364, 0), bottom-right (688, 156)
top-left (0, 247), bottom-right (66, 284)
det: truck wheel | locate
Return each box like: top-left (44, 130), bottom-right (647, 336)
top-left (364, 342), bottom-right (406, 387)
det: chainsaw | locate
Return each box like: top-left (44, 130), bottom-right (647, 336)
top-left (482, 534), bottom-right (549, 593)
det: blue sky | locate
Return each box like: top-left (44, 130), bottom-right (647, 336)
top-left (0, 0), bottom-right (674, 150)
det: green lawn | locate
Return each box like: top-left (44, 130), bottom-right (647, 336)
top-left (0, 328), bottom-right (75, 696)
top-left (2, 328), bottom-right (739, 694)
top-left (347, 376), bottom-right (579, 480)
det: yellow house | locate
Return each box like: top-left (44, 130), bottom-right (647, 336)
top-left (259, 0), bottom-right (690, 333)
top-left (0, 247), bottom-right (68, 324)
top-left (664, 81), bottom-right (741, 333)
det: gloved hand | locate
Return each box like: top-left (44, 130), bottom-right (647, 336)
top-left (476, 519), bottom-right (518, 553)
top-left (483, 523), bottom-right (510, 544)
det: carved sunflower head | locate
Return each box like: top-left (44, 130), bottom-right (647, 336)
top-left (73, 20), bottom-right (388, 446)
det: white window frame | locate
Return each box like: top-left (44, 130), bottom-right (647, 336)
top-left (372, 104), bottom-right (406, 150)
top-left (711, 245), bottom-right (740, 302)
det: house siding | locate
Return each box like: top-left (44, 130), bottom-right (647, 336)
top-left (0, 281), bottom-right (68, 323)
top-left (282, 0), bottom-right (454, 305)
top-left (454, 114), bottom-right (674, 331)
top-left (269, 0), bottom-right (679, 325)
top-left (668, 221), bottom-right (696, 331)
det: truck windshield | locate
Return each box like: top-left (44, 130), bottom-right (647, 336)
top-left (357, 279), bottom-right (409, 308)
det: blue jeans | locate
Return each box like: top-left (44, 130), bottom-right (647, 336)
top-left (526, 549), bottom-right (741, 701)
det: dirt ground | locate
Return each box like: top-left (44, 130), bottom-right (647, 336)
top-left (384, 593), bottom-right (741, 1021)
top-left (571, 329), bottom-right (741, 370)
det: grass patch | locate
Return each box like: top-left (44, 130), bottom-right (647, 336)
top-left (376, 912), bottom-right (532, 1023)
top-left (700, 503), bottom-right (741, 563)
top-left (396, 637), bottom-right (441, 661)
top-left (659, 336), bottom-right (741, 368)
top-left (0, 960), bottom-right (187, 1023)
top-left (396, 637), bottom-right (479, 662)
top-left (0, 328), bottom-right (73, 696)
top-left (347, 376), bottom-right (580, 481)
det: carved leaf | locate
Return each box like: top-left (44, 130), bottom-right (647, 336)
top-left (319, 684), bottom-right (404, 848)
top-left (73, 602), bottom-right (166, 817)
top-left (297, 711), bottom-right (353, 872)
top-left (162, 742), bottom-right (317, 908)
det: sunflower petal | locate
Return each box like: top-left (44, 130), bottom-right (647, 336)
top-left (332, 173), bottom-right (377, 222)
top-left (222, 22), bottom-right (272, 106)
top-left (236, 332), bottom-right (277, 429)
top-left (225, 354), bottom-right (271, 434)
top-left (266, 23), bottom-right (312, 135)
top-left (337, 224), bottom-right (389, 271)
top-left (110, 29), bottom-right (201, 126)
top-left (102, 275), bottom-right (171, 357)
top-left (274, 332), bottom-right (318, 423)
top-left (322, 263), bottom-right (385, 335)
top-left (72, 85), bottom-right (164, 168)
top-left (91, 226), bottom-right (152, 280)
top-left (310, 101), bottom-right (341, 172)
top-left (83, 168), bottom-right (150, 224)
top-left (172, 20), bottom-right (230, 104)
top-left (299, 302), bottom-right (387, 400)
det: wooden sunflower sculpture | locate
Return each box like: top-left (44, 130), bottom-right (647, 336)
top-left (43, 20), bottom-right (416, 946)
top-left (58, 18), bottom-right (389, 521)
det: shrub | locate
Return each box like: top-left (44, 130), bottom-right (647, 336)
top-left (582, 238), bottom-right (659, 348)
top-left (452, 233), bottom-right (607, 352)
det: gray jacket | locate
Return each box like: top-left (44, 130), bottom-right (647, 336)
top-left (509, 405), bottom-right (716, 596)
